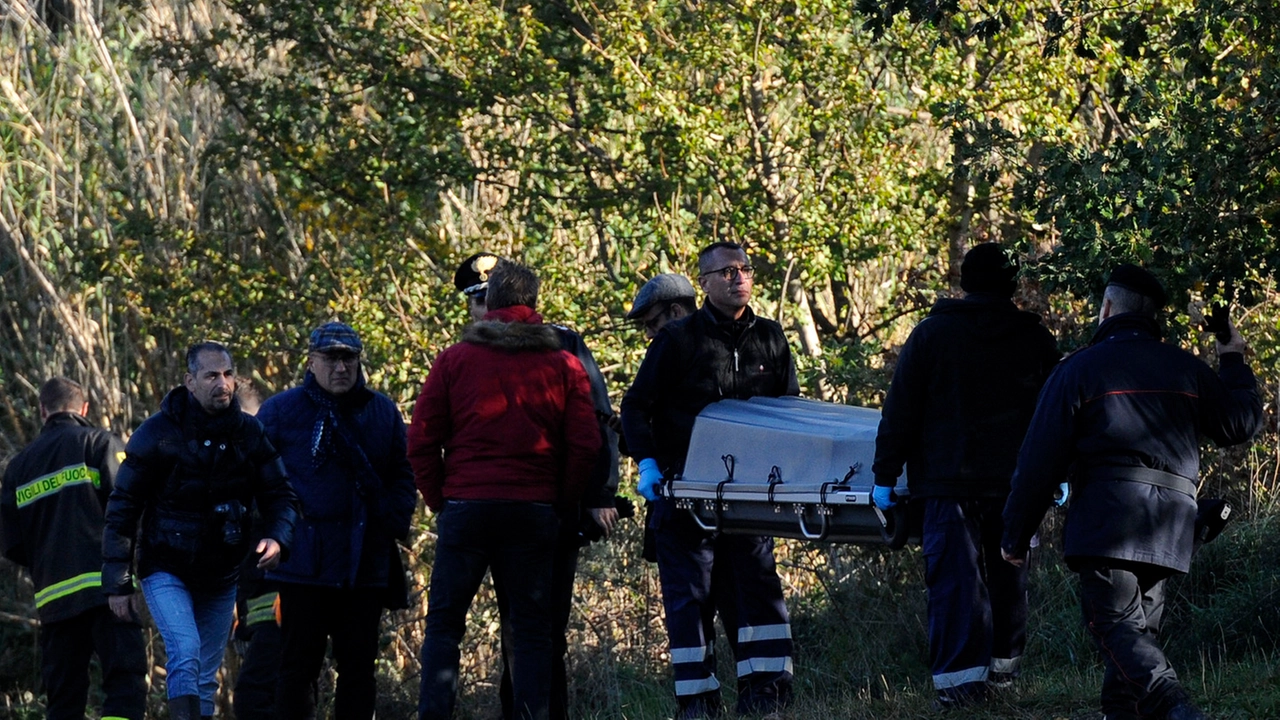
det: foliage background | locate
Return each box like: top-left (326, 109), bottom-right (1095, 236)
top-left (0, 0), bottom-right (1278, 717)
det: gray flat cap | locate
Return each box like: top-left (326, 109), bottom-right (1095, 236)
top-left (626, 273), bottom-right (697, 320)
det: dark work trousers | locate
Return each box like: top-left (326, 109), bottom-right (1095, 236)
top-left (498, 512), bottom-right (580, 720)
top-left (418, 500), bottom-right (559, 720)
top-left (234, 620), bottom-right (283, 720)
top-left (1077, 560), bottom-right (1187, 719)
top-left (276, 584), bottom-right (385, 720)
top-left (39, 604), bottom-right (147, 720)
top-left (652, 499), bottom-right (794, 716)
top-left (922, 498), bottom-right (1028, 700)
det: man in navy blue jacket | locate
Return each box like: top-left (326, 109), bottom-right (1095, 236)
top-left (259, 322), bottom-right (417, 720)
top-left (1002, 265), bottom-right (1262, 720)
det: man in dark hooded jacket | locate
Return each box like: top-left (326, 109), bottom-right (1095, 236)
top-left (409, 261), bottom-right (601, 720)
top-left (1002, 265), bottom-right (1262, 720)
top-left (102, 342), bottom-right (298, 720)
top-left (872, 243), bottom-right (1060, 708)
top-left (258, 322), bottom-right (417, 720)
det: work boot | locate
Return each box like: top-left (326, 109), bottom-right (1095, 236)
top-left (167, 694), bottom-right (200, 720)
top-left (933, 681), bottom-right (989, 712)
top-left (987, 670), bottom-right (1016, 690)
top-left (676, 693), bottom-right (722, 720)
top-left (1165, 702), bottom-right (1210, 720)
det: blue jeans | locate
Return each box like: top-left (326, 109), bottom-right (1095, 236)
top-left (140, 571), bottom-right (236, 715)
top-left (418, 500), bottom-right (559, 720)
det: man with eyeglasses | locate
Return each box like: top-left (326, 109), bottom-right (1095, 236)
top-left (452, 253), bottom-right (620, 720)
top-left (621, 241), bottom-right (798, 719)
top-left (256, 322), bottom-right (417, 720)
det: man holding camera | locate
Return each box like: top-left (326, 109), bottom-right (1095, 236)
top-left (102, 342), bottom-right (298, 720)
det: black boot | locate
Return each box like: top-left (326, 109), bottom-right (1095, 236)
top-left (1166, 702), bottom-right (1210, 720)
top-left (168, 694), bottom-right (200, 720)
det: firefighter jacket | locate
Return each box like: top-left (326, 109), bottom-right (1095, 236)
top-left (1002, 313), bottom-right (1262, 573)
top-left (0, 413), bottom-right (124, 623)
top-left (407, 304), bottom-right (602, 512)
top-left (872, 294), bottom-right (1061, 498)
top-left (621, 302), bottom-right (799, 477)
top-left (102, 388), bottom-right (299, 595)
top-left (260, 371), bottom-right (416, 590)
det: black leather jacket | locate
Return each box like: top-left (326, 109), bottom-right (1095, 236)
top-left (1002, 314), bottom-right (1262, 573)
top-left (102, 388), bottom-right (298, 593)
top-left (622, 302), bottom-right (799, 476)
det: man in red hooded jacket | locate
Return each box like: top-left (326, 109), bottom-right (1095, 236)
top-left (408, 260), bottom-right (601, 720)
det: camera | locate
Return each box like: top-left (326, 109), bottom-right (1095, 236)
top-left (212, 501), bottom-right (246, 546)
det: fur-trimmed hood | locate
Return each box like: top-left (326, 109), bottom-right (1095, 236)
top-left (462, 305), bottom-right (561, 353)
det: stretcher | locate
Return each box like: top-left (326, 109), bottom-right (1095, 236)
top-left (662, 396), bottom-right (913, 546)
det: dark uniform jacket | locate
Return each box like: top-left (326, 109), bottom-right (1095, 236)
top-left (0, 413), bottom-right (124, 623)
top-left (621, 302), bottom-right (799, 476)
top-left (260, 372), bottom-right (416, 590)
top-left (872, 294), bottom-right (1060, 498)
top-left (552, 325), bottom-right (620, 511)
top-left (1002, 313), bottom-right (1262, 573)
top-left (102, 388), bottom-right (299, 594)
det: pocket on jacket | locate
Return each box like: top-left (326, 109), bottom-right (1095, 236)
top-left (150, 508), bottom-right (205, 567)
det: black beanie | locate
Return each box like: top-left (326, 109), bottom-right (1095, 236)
top-left (1107, 263), bottom-right (1168, 308)
top-left (960, 243), bottom-right (1018, 296)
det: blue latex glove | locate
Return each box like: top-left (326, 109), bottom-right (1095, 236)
top-left (872, 484), bottom-right (896, 511)
top-left (637, 458), bottom-right (663, 502)
top-left (1055, 482), bottom-right (1071, 507)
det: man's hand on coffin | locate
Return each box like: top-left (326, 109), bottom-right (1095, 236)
top-left (872, 484), bottom-right (896, 510)
top-left (637, 458), bottom-right (664, 502)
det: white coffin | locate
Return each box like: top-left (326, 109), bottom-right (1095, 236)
top-left (665, 396), bottom-right (910, 544)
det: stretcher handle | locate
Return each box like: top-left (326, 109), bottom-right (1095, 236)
top-left (686, 478), bottom-right (732, 533)
top-left (795, 504), bottom-right (829, 541)
top-left (877, 501), bottom-right (910, 550)
top-left (687, 503), bottom-right (721, 533)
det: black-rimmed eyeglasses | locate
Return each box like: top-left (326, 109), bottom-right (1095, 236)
top-left (699, 264), bottom-right (755, 281)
